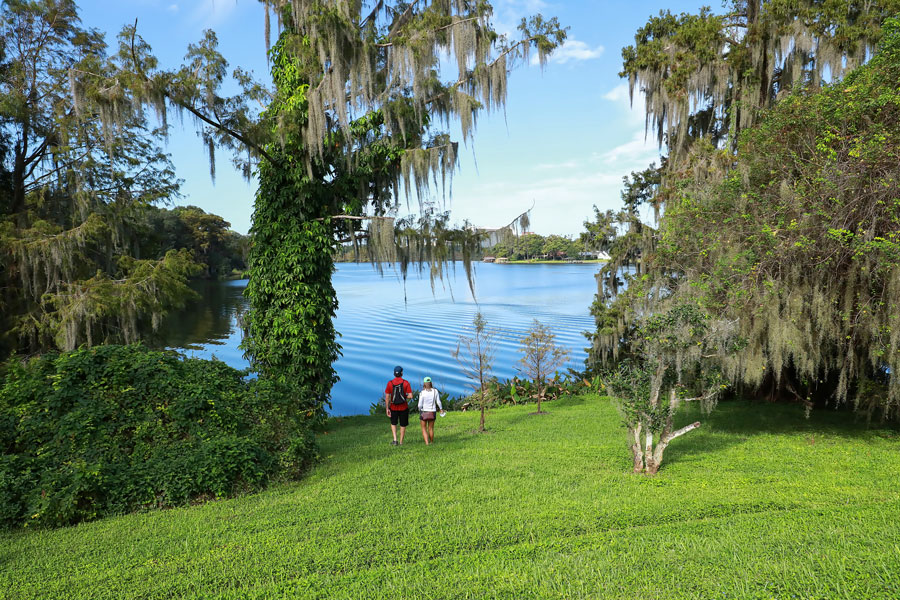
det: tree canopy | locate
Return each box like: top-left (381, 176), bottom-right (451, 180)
top-left (0, 0), bottom-right (202, 358)
top-left (623, 0), bottom-right (900, 158)
top-left (592, 3), bottom-right (900, 423)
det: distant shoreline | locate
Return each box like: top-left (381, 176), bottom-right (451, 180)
top-left (333, 258), bottom-right (607, 265)
top-left (489, 259), bottom-right (607, 265)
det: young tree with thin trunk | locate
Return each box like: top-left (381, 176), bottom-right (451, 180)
top-left (453, 312), bottom-right (497, 433)
top-left (518, 319), bottom-right (569, 414)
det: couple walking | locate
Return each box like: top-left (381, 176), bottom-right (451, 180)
top-left (384, 365), bottom-right (444, 446)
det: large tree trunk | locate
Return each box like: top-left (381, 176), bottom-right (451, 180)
top-left (12, 142), bottom-right (28, 225)
top-left (242, 161), bottom-right (340, 428)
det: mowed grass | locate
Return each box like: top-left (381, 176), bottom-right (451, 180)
top-left (2, 397), bottom-right (900, 599)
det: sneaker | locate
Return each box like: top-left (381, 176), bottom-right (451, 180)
top-left (391, 440), bottom-right (398, 446)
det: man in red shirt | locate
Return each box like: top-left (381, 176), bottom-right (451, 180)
top-left (385, 365), bottom-right (413, 445)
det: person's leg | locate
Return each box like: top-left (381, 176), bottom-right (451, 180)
top-left (427, 420), bottom-right (435, 443)
top-left (421, 418), bottom-right (429, 444)
top-left (398, 409), bottom-right (409, 444)
top-left (390, 410), bottom-right (399, 444)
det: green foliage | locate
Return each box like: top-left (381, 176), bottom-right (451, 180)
top-left (239, 36), bottom-right (342, 422)
top-left (649, 17), bottom-right (900, 414)
top-left (0, 0), bottom-right (200, 359)
top-left (2, 400), bottom-right (899, 598)
top-left (597, 6), bottom-right (900, 420)
top-left (0, 345), bottom-right (317, 529)
top-left (486, 232), bottom-right (583, 261)
top-left (583, 165), bottom-right (661, 372)
top-left (137, 205), bottom-right (249, 280)
top-left (622, 0), bottom-right (900, 159)
top-left (601, 303), bottom-right (738, 473)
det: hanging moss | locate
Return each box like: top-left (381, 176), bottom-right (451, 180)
top-left (601, 17), bottom-right (900, 418)
top-left (622, 1), bottom-right (900, 162)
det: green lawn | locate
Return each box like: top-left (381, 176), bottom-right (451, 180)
top-left (2, 397), bottom-right (899, 599)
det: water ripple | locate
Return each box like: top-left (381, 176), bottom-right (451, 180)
top-left (166, 262), bottom-right (601, 415)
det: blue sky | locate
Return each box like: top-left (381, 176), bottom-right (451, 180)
top-left (78, 0), bottom-right (710, 236)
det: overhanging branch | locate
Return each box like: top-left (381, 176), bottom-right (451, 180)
top-left (129, 20), bottom-right (279, 168)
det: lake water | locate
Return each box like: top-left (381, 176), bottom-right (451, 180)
top-left (161, 262), bottom-right (600, 415)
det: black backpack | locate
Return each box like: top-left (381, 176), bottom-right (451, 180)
top-left (391, 381), bottom-right (407, 406)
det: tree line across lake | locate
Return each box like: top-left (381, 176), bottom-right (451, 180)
top-left (336, 230), bottom-right (592, 263)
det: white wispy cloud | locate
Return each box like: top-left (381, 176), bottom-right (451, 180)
top-left (593, 131), bottom-right (660, 169)
top-left (167, 3), bottom-right (179, 13)
top-left (544, 39), bottom-right (604, 65)
top-left (602, 83), bottom-right (646, 127)
top-left (535, 159), bottom-right (580, 171)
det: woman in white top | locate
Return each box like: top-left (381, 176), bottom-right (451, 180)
top-left (417, 376), bottom-right (443, 445)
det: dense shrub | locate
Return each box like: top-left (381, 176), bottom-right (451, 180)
top-left (0, 345), bottom-right (318, 528)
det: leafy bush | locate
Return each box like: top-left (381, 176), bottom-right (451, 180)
top-left (0, 345), bottom-right (318, 528)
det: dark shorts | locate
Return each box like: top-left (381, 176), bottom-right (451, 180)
top-left (389, 408), bottom-right (409, 427)
top-left (420, 411), bottom-right (436, 421)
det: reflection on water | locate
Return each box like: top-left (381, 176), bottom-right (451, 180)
top-left (156, 279), bottom-right (249, 365)
top-left (160, 262), bottom-right (600, 416)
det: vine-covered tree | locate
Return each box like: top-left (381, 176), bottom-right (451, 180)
top-left (86, 1), bottom-right (566, 423)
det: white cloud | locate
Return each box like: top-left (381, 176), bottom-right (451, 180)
top-left (535, 159), bottom-right (580, 171)
top-left (602, 83), bottom-right (629, 103)
top-left (548, 39), bottom-right (604, 64)
top-left (167, 3), bottom-right (179, 13)
top-left (530, 39), bottom-right (605, 67)
top-left (602, 82), bottom-right (647, 127)
top-left (595, 131), bottom-right (659, 168)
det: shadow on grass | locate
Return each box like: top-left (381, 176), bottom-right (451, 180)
top-left (658, 401), bottom-right (899, 469)
top-left (653, 427), bottom-right (744, 469)
top-left (680, 400), bottom-right (899, 440)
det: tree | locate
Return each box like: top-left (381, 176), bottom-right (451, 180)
top-left (518, 319), bottom-right (569, 413)
top-left (583, 165), bottom-right (660, 372)
top-left (605, 304), bottom-right (737, 474)
top-left (643, 19), bottom-right (900, 416)
top-left (590, 2), bottom-right (900, 417)
top-left (0, 0), bottom-right (197, 358)
top-left (453, 312), bottom-right (497, 432)
top-left (92, 1), bottom-right (566, 423)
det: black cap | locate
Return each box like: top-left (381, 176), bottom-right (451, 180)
top-left (394, 365), bottom-right (403, 376)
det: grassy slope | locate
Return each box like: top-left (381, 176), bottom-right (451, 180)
top-left (2, 397), bottom-right (899, 600)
